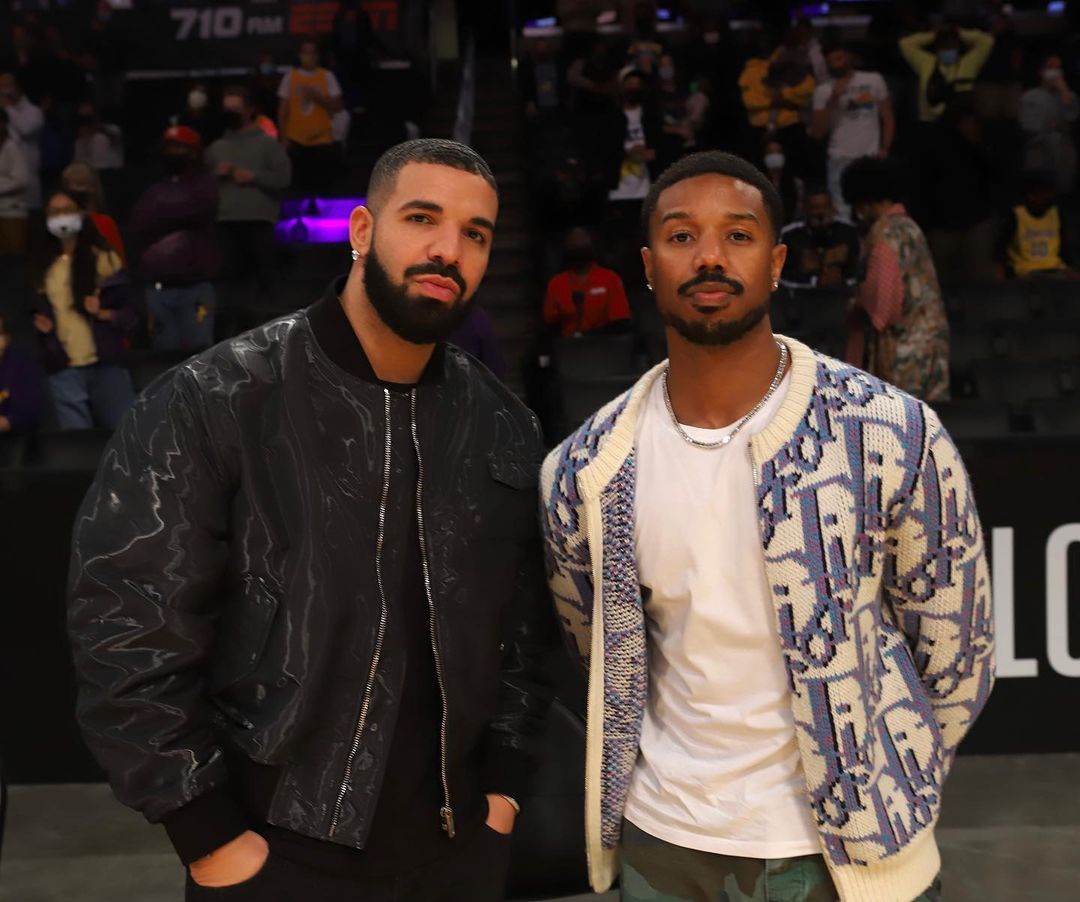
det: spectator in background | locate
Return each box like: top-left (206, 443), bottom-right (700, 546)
top-left (61, 161), bottom-right (125, 262)
top-left (810, 43), bottom-right (893, 220)
top-left (567, 38), bottom-right (616, 119)
top-left (521, 40), bottom-right (564, 121)
top-left (251, 54), bottom-right (282, 128)
top-left (75, 104), bottom-right (123, 170)
top-left (543, 226), bottom-right (631, 337)
top-left (995, 170), bottom-right (1078, 280)
top-left (30, 188), bottom-right (136, 430)
top-left (780, 185), bottom-right (859, 290)
top-left (130, 126), bottom-right (220, 353)
top-left (682, 76), bottom-right (712, 150)
top-left (449, 305), bottom-right (507, 380)
top-left (899, 23), bottom-right (994, 123)
top-left (0, 109), bottom-right (30, 257)
top-left (762, 136), bottom-right (799, 224)
top-left (1020, 54), bottom-right (1078, 195)
top-left (0, 313), bottom-right (42, 435)
top-left (603, 69), bottom-right (660, 272)
top-left (842, 156), bottom-right (949, 402)
top-left (738, 35), bottom-right (816, 172)
top-left (329, 0), bottom-right (382, 111)
top-left (0, 70), bottom-right (43, 210)
top-left (918, 100), bottom-right (998, 289)
top-left (206, 85), bottom-right (292, 323)
top-left (277, 38), bottom-right (343, 195)
top-left (171, 81), bottom-right (220, 148)
top-left (80, 0), bottom-right (128, 117)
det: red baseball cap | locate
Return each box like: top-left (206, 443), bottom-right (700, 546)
top-left (162, 124), bottom-right (201, 150)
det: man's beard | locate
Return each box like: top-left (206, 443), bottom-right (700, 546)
top-left (362, 241), bottom-right (475, 345)
top-left (662, 268), bottom-right (769, 347)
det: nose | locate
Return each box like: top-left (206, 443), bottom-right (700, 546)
top-left (427, 223), bottom-right (463, 269)
top-left (693, 230), bottom-right (730, 273)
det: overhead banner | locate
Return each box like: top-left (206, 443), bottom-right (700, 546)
top-left (113, 0), bottom-right (415, 73)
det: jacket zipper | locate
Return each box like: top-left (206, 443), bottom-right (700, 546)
top-left (410, 390), bottom-right (456, 839)
top-left (329, 388), bottom-right (393, 836)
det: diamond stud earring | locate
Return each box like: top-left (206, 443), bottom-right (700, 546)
top-left (351, 248), bottom-right (360, 262)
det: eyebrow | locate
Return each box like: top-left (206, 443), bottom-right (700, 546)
top-left (398, 199), bottom-right (495, 233)
top-left (660, 210), bottom-right (761, 226)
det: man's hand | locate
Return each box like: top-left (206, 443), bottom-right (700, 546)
top-left (188, 830), bottom-right (269, 888)
top-left (232, 168), bottom-right (256, 185)
top-left (33, 313), bottom-right (54, 334)
top-left (484, 794), bottom-right (517, 836)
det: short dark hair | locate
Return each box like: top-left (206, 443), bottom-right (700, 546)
top-left (366, 139), bottom-right (498, 209)
top-left (841, 156), bottom-right (908, 206)
top-left (641, 150), bottom-right (785, 244)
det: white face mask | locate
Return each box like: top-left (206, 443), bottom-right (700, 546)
top-left (188, 89), bottom-right (208, 111)
top-left (765, 152), bottom-right (786, 170)
top-left (47, 213), bottom-right (83, 239)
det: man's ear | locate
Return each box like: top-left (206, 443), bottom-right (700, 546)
top-left (349, 205), bottom-right (375, 261)
top-left (641, 245), bottom-right (654, 292)
top-left (771, 241), bottom-right (788, 287)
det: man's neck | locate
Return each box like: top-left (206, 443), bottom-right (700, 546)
top-left (664, 320), bottom-right (785, 429)
top-left (340, 271), bottom-right (434, 385)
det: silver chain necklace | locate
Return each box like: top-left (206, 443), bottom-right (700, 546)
top-left (662, 340), bottom-right (788, 449)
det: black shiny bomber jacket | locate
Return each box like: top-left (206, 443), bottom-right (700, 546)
top-left (67, 289), bottom-right (554, 860)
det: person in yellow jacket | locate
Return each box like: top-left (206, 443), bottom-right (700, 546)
top-left (899, 24), bottom-right (994, 122)
top-left (738, 51), bottom-right (815, 132)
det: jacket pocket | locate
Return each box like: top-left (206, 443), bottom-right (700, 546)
top-left (209, 576), bottom-right (279, 693)
top-left (481, 453), bottom-right (540, 539)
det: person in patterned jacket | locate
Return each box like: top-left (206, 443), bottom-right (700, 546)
top-left (540, 151), bottom-right (993, 902)
top-left (841, 156), bottom-right (951, 402)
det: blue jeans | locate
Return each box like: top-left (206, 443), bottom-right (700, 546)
top-left (49, 364), bottom-right (135, 431)
top-left (147, 282), bottom-right (215, 352)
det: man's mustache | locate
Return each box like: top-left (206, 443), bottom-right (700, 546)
top-left (404, 262), bottom-right (467, 297)
top-left (677, 270), bottom-right (744, 297)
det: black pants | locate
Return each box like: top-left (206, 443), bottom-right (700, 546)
top-left (184, 823), bottom-right (513, 902)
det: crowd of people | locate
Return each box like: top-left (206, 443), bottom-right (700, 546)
top-left (0, 5), bottom-right (397, 438)
top-left (523, 2), bottom-right (1079, 404)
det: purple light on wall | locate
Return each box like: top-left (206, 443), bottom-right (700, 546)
top-left (279, 197), bottom-right (364, 220)
top-left (275, 218), bottom-right (352, 244)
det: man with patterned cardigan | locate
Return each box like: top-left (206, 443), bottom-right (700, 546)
top-left (540, 151), bottom-right (994, 902)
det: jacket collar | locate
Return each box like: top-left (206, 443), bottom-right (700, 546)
top-left (306, 275), bottom-right (446, 389)
top-left (574, 334), bottom-right (819, 502)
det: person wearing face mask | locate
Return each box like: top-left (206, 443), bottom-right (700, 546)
top-left (779, 186), bottom-right (859, 290)
top-left (1020, 54), bottom-right (1079, 195)
top-left (205, 86), bottom-right (293, 332)
top-left (129, 126), bottom-right (220, 352)
top-left (62, 160), bottom-right (125, 262)
top-left (899, 23), bottom-right (994, 123)
top-left (602, 69), bottom-right (661, 273)
top-left (29, 188), bottom-right (136, 430)
top-left (543, 226), bottom-right (631, 337)
top-left (760, 138), bottom-right (798, 225)
top-left (277, 37), bottom-right (344, 195)
top-left (810, 43), bottom-right (893, 221)
top-left (0, 107), bottom-right (31, 257)
top-left (0, 313), bottom-right (43, 436)
top-left (842, 156), bottom-right (950, 402)
top-left (173, 81), bottom-right (221, 148)
top-left (994, 170), bottom-right (1078, 280)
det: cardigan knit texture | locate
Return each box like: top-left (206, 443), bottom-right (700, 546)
top-left (540, 337), bottom-right (995, 902)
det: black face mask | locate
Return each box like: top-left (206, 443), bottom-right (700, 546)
top-left (222, 110), bottom-right (245, 131)
top-left (624, 89), bottom-right (645, 105)
top-left (163, 153), bottom-right (190, 174)
top-left (565, 248), bottom-right (593, 269)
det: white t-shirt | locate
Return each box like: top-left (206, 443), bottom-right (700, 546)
top-left (608, 106), bottom-right (651, 202)
top-left (812, 70), bottom-right (889, 160)
top-left (625, 367), bottom-right (822, 858)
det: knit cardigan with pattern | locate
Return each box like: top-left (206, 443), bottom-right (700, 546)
top-left (539, 337), bottom-right (994, 902)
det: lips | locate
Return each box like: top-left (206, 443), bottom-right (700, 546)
top-left (688, 284), bottom-right (737, 304)
top-left (413, 275), bottom-right (460, 302)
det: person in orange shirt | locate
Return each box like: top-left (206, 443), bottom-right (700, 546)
top-left (277, 37), bottom-right (343, 195)
top-left (543, 227), bottom-right (632, 337)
